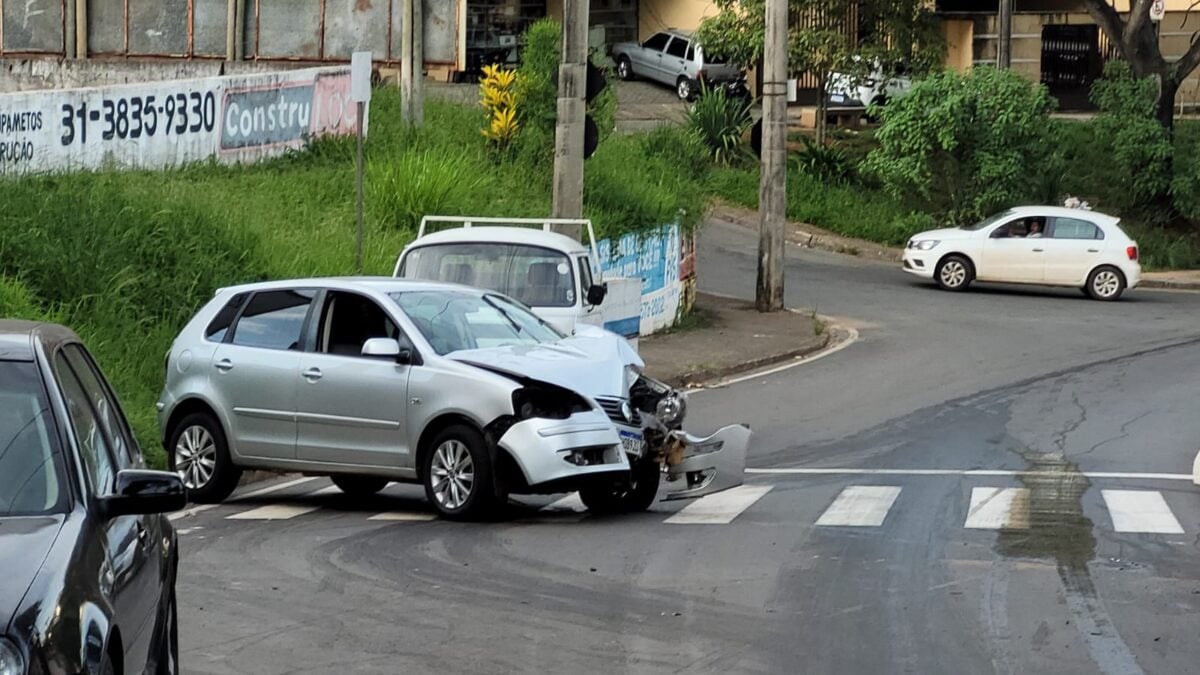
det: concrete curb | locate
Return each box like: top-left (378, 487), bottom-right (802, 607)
top-left (663, 330), bottom-right (832, 389)
top-left (1140, 279), bottom-right (1200, 291)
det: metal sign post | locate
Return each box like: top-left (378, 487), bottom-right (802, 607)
top-left (351, 52), bottom-right (372, 273)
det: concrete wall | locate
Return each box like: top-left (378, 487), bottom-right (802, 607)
top-left (942, 19), bottom-right (974, 73)
top-left (637, 0), bottom-right (718, 41)
top-left (0, 58), bottom-right (302, 94)
top-left (0, 0), bottom-right (457, 64)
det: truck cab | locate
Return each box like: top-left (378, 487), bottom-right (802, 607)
top-left (393, 216), bottom-right (609, 336)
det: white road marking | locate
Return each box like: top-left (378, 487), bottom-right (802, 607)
top-left (367, 511), bottom-right (437, 522)
top-left (664, 485), bottom-right (773, 524)
top-left (169, 476), bottom-right (320, 521)
top-left (310, 485), bottom-right (342, 497)
top-left (964, 487), bottom-right (1030, 530)
top-left (815, 485), bottom-right (901, 527)
top-left (1101, 490), bottom-right (1184, 534)
top-left (226, 504), bottom-right (321, 520)
top-left (541, 493), bottom-right (587, 513)
top-left (746, 468), bottom-right (1195, 481)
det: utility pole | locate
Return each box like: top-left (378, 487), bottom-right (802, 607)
top-left (550, 0), bottom-right (588, 239)
top-left (401, 0), bottom-right (421, 125)
top-left (412, 0), bottom-right (424, 125)
top-left (997, 0), bottom-right (1012, 69)
top-left (757, 0), bottom-right (786, 312)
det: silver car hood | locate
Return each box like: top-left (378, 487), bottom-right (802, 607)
top-left (446, 333), bottom-right (644, 397)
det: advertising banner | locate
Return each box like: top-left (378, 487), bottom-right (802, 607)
top-left (0, 67), bottom-right (365, 176)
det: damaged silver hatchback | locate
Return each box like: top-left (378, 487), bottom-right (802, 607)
top-left (157, 277), bottom-right (750, 519)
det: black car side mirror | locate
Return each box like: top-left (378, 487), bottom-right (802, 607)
top-left (102, 470), bottom-right (187, 519)
top-left (586, 283), bottom-right (608, 306)
top-left (396, 347), bottom-right (413, 365)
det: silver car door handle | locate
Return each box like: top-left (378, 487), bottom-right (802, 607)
top-left (214, 359), bottom-right (234, 372)
top-left (302, 367), bottom-right (323, 381)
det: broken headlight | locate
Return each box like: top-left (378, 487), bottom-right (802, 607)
top-left (511, 384), bottom-right (591, 421)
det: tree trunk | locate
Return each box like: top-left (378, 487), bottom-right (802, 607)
top-left (1156, 74), bottom-right (1179, 132)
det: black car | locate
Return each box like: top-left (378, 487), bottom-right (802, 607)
top-left (0, 321), bottom-right (186, 675)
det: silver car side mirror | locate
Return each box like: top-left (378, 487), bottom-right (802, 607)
top-left (362, 338), bottom-right (401, 359)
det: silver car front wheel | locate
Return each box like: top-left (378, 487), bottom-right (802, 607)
top-left (422, 424), bottom-right (498, 520)
top-left (430, 440), bottom-right (475, 511)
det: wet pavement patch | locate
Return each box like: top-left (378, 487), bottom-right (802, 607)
top-left (997, 452), bottom-right (1096, 572)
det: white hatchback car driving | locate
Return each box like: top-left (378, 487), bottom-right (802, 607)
top-left (902, 206), bottom-right (1141, 301)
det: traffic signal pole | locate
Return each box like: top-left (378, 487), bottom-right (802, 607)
top-left (551, 0), bottom-right (589, 239)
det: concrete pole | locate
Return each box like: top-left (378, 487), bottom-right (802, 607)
top-left (756, 0), bottom-right (786, 312)
top-left (226, 0), bottom-right (237, 61)
top-left (400, 0), bottom-right (415, 125)
top-left (998, 0), bottom-right (1012, 69)
top-left (412, 0), bottom-right (424, 126)
top-left (235, 0), bottom-right (246, 60)
top-left (75, 0), bottom-right (88, 58)
top-left (550, 0), bottom-right (589, 238)
top-left (65, 0), bottom-right (77, 58)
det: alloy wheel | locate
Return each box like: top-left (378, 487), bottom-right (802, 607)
top-left (430, 440), bottom-right (475, 511)
top-left (175, 425), bottom-right (217, 490)
top-left (940, 260), bottom-right (967, 288)
top-left (677, 79), bottom-right (691, 100)
top-left (1093, 270), bottom-right (1121, 298)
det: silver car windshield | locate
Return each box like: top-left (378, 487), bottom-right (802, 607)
top-left (0, 361), bottom-right (67, 516)
top-left (390, 290), bottom-right (564, 356)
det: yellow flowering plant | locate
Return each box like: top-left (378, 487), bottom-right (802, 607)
top-left (479, 64), bottom-right (521, 154)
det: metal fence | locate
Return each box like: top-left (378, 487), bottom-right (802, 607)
top-left (0, 0), bottom-right (457, 64)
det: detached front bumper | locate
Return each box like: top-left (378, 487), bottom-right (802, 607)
top-left (497, 409), bottom-right (630, 489)
top-left (661, 424), bottom-right (752, 500)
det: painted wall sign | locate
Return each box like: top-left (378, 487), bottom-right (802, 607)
top-left (598, 224), bottom-right (686, 336)
top-left (0, 67), bottom-right (365, 176)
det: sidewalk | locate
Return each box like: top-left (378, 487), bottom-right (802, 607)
top-left (711, 202), bottom-right (1200, 290)
top-left (638, 292), bottom-right (831, 388)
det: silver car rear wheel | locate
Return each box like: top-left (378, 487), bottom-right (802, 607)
top-left (175, 425), bottom-right (216, 490)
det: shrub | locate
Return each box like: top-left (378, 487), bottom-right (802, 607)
top-left (686, 85), bottom-right (752, 164)
top-left (0, 275), bottom-right (56, 320)
top-left (639, 125), bottom-right (709, 180)
top-left (790, 136), bottom-right (856, 184)
top-left (368, 150), bottom-right (489, 231)
top-left (864, 67), bottom-right (1057, 223)
top-left (1087, 61), bottom-right (1173, 217)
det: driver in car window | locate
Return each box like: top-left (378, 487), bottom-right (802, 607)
top-left (1028, 219), bottom-right (1045, 238)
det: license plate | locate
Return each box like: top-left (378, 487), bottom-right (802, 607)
top-left (619, 430), bottom-right (646, 457)
top-left (831, 94), bottom-right (845, 103)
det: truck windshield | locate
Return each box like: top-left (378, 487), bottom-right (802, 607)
top-left (0, 361), bottom-right (67, 517)
top-left (398, 243), bottom-right (577, 308)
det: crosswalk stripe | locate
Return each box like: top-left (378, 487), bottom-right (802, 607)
top-left (964, 487), bottom-right (1030, 530)
top-left (542, 493), bottom-right (588, 513)
top-left (367, 511), bottom-right (438, 522)
top-left (226, 504), bottom-right (321, 520)
top-left (310, 485), bottom-right (342, 497)
top-left (664, 485), bottom-right (773, 524)
top-left (815, 485), bottom-right (902, 527)
top-left (1101, 489), bottom-right (1184, 534)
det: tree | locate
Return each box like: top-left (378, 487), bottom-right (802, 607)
top-left (1082, 0), bottom-right (1200, 131)
top-left (697, 0), bottom-right (943, 144)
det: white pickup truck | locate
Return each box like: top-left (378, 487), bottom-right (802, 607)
top-left (392, 216), bottom-right (638, 339)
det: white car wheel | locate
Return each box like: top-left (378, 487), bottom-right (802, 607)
top-left (935, 255), bottom-right (972, 292)
top-left (1086, 266), bottom-right (1125, 301)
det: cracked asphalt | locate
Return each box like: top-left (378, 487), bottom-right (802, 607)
top-left (174, 218), bottom-right (1200, 674)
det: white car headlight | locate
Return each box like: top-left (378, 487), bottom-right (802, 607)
top-left (0, 638), bottom-right (24, 675)
top-left (912, 240), bottom-right (940, 251)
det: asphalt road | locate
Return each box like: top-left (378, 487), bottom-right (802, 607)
top-left (174, 218), bottom-right (1200, 674)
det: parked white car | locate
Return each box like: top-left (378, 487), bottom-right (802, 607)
top-left (826, 60), bottom-right (913, 110)
top-left (902, 206), bottom-right (1141, 301)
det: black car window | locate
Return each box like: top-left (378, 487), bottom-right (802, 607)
top-left (55, 352), bottom-right (118, 497)
top-left (317, 291), bottom-right (403, 358)
top-left (1050, 217), bottom-right (1103, 240)
top-left (230, 289), bottom-right (315, 351)
top-left (666, 38), bottom-right (688, 59)
top-left (686, 45), bottom-right (695, 61)
top-left (642, 33), bottom-right (670, 52)
top-left (206, 292), bottom-right (249, 342)
top-left (0, 361), bottom-right (67, 516)
top-left (62, 345), bottom-right (138, 469)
